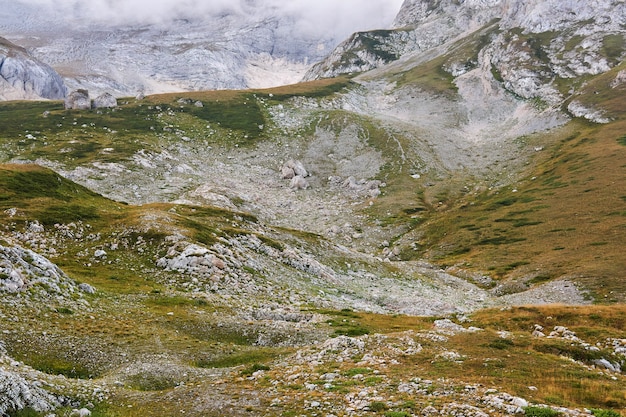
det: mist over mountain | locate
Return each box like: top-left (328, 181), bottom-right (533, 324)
top-left (0, 0), bottom-right (403, 96)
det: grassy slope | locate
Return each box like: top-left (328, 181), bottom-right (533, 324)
top-left (403, 66), bottom-right (626, 301)
top-left (0, 77), bottom-right (352, 168)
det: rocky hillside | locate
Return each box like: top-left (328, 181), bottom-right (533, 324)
top-left (305, 0), bottom-right (625, 111)
top-left (0, 37), bottom-right (66, 100)
top-left (0, 0), bottom-right (625, 416)
top-left (0, 164), bottom-right (624, 416)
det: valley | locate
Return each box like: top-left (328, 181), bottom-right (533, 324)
top-left (1, 0), bottom-right (625, 416)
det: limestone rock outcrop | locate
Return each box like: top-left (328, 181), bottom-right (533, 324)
top-left (0, 37), bottom-right (66, 101)
top-left (92, 92), bottom-right (117, 108)
top-left (0, 242), bottom-right (79, 298)
top-left (64, 89), bottom-right (91, 110)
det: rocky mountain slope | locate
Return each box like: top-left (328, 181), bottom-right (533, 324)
top-left (306, 0), bottom-right (625, 109)
top-left (0, 0), bottom-right (625, 416)
top-left (0, 37), bottom-right (66, 100)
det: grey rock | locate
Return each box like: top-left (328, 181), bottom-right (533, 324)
top-left (611, 70), bottom-right (626, 88)
top-left (567, 100), bottom-right (610, 124)
top-left (0, 243), bottom-right (77, 296)
top-left (92, 92), bottom-right (117, 108)
top-left (64, 89), bottom-right (91, 110)
top-left (0, 368), bottom-right (59, 414)
top-left (78, 283), bottom-right (96, 294)
top-left (510, 396), bottom-right (528, 408)
top-left (290, 175), bottom-right (309, 190)
top-left (422, 405), bottom-right (439, 415)
top-left (0, 37), bottom-right (66, 100)
top-left (306, 0), bottom-right (625, 106)
top-left (27, 221), bottom-right (44, 233)
top-left (281, 165), bottom-right (295, 180)
top-left (592, 358), bottom-right (621, 373)
top-left (284, 159), bottom-right (309, 177)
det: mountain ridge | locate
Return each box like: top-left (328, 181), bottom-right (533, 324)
top-left (305, 0), bottom-right (625, 111)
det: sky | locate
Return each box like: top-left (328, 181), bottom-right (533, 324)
top-left (11, 0), bottom-right (406, 41)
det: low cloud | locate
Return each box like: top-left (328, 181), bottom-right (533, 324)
top-left (12, 0), bottom-right (404, 40)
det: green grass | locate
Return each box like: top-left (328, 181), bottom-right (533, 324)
top-left (601, 34), bottom-right (624, 64)
top-left (385, 412), bottom-right (409, 417)
top-left (399, 117), bottom-right (626, 299)
top-left (185, 93), bottom-right (264, 140)
top-left (591, 409), bottom-right (623, 417)
top-left (524, 406), bottom-right (561, 417)
top-left (0, 165), bottom-right (99, 203)
top-left (195, 348), bottom-right (283, 369)
top-left (10, 352), bottom-right (94, 379)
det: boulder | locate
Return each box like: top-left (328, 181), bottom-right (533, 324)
top-left (611, 70), bottom-right (626, 88)
top-left (92, 92), bottom-right (117, 108)
top-left (282, 159), bottom-right (308, 178)
top-left (281, 165), bottom-right (295, 179)
top-left (592, 358), bottom-right (621, 373)
top-left (290, 175), bottom-right (309, 190)
top-left (0, 368), bottom-right (59, 414)
top-left (64, 89), bottom-right (91, 110)
top-left (78, 283), bottom-right (96, 294)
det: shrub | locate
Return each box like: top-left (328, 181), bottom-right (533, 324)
top-left (591, 409), bottom-right (622, 417)
top-left (369, 402), bottom-right (387, 412)
top-left (487, 338), bottom-right (515, 350)
top-left (524, 406), bottom-right (561, 417)
top-left (241, 363), bottom-right (270, 376)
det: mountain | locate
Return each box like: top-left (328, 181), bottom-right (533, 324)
top-left (0, 0), bottom-right (625, 416)
top-left (0, 37), bottom-right (66, 100)
top-left (0, 1), bottom-right (381, 97)
top-left (306, 0), bottom-right (625, 108)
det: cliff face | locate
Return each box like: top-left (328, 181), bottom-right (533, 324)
top-left (0, 37), bottom-right (66, 100)
top-left (304, 0), bottom-right (626, 105)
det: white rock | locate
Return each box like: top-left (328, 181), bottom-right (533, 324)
top-left (511, 397), bottom-right (528, 408)
top-left (65, 89), bottom-right (91, 110)
top-left (92, 92), bottom-right (117, 108)
top-left (78, 283), bottom-right (96, 294)
top-left (290, 175), bottom-right (309, 190)
top-left (593, 358), bottom-right (620, 373)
